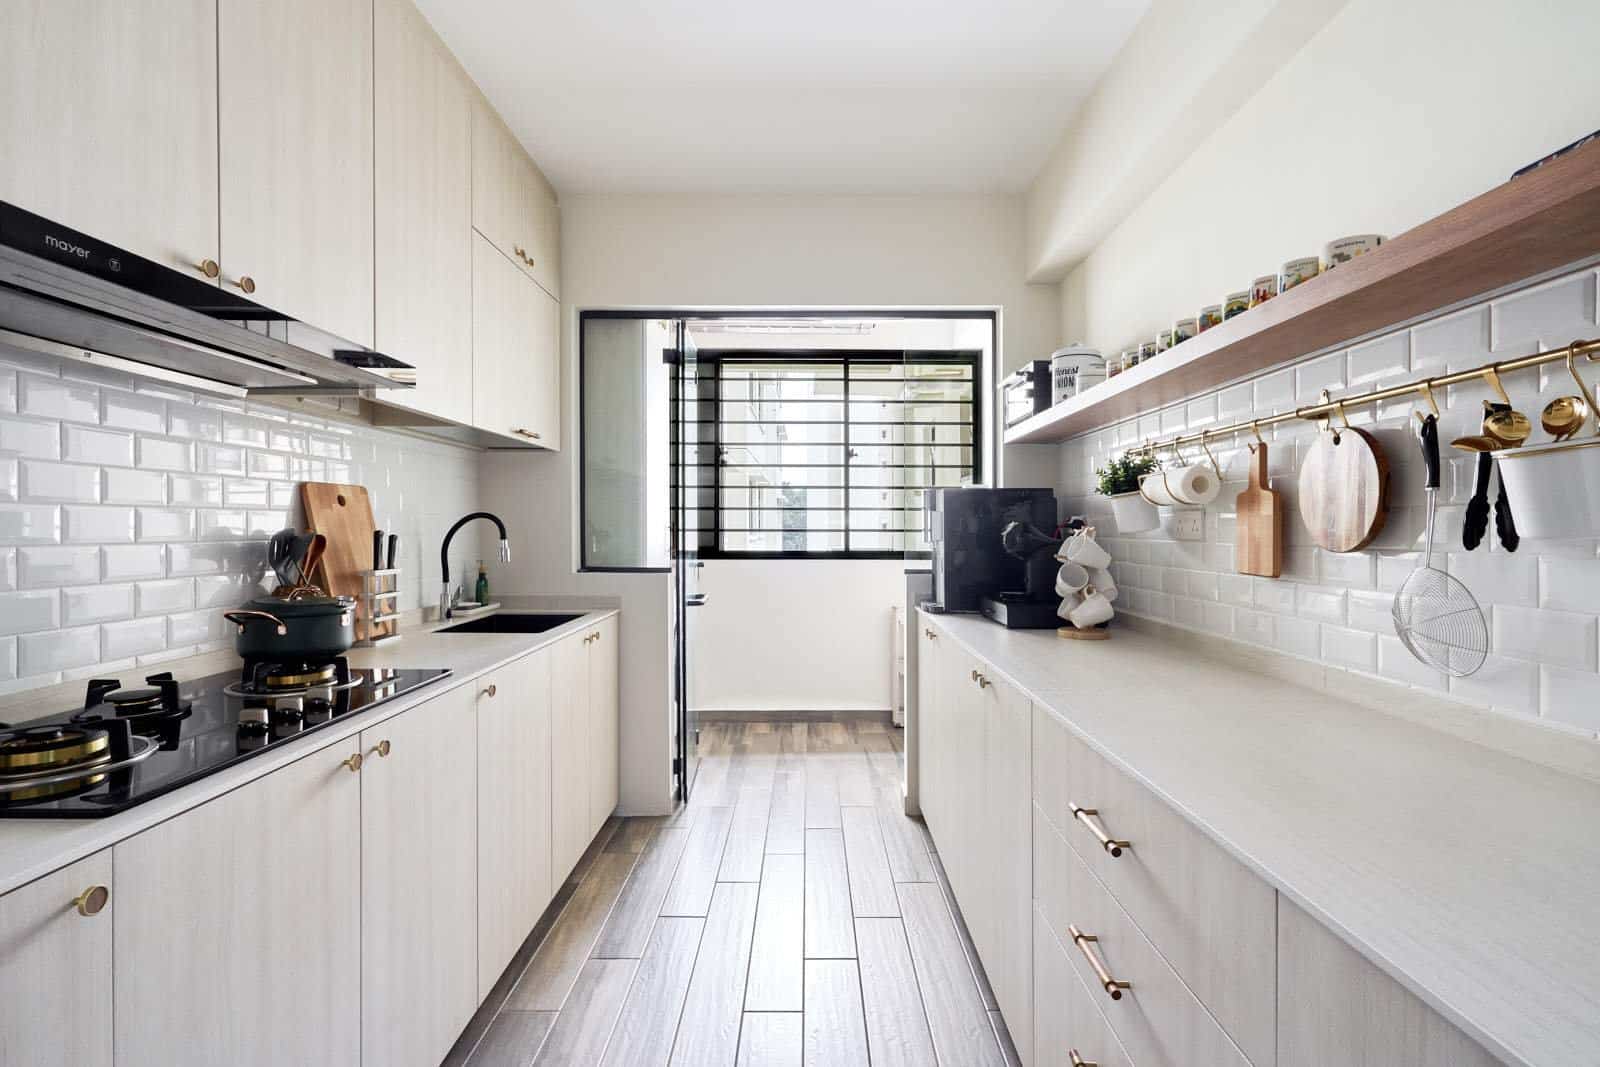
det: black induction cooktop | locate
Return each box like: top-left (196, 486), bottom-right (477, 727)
top-left (0, 662), bottom-right (451, 818)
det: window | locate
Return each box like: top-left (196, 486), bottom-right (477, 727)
top-left (697, 351), bottom-right (979, 558)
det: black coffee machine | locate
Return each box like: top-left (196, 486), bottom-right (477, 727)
top-left (924, 487), bottom-right (1060, 628)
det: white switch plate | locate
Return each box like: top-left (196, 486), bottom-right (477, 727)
top-left (1172, 511), bottom-right (1204, 540)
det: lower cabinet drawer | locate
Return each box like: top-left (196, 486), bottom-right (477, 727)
top-left (1034, 904), bottom-right (1134, 1067)
top-left (1033, 706), bottom-right (1277, 1065)
top-left (1035, 807), bottom-right (1252, 1067)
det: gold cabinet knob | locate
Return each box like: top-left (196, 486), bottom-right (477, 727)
top-left (342, 752), bottom-right (363, 773)
top-left (1069, 1052), bottom-right (1097, 1067)
top-left (193, 258), bottom-right (220, 279)
top-left (481, 683), bottom-right (497, 698)
top-left (591, 631), bottom-right (601, 643)
top-left (370, 739), bottom-right (391, 758)
top-left (73, 885), bottom-right (110, 917)
top-left (923, 628), bottom-right (937, 639)
top-left (229, 275), bottom-right (257, 294)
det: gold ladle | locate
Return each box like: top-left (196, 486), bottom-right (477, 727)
top-left (1541, 395), bottom-right (1588, 441)
top-left (1479, 369), bottom-right (1530, 447)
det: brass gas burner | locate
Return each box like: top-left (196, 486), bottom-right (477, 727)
top-left (263, 663), bottom-right (338, 690)
top-left (0, 725), bottom-right (111, 776)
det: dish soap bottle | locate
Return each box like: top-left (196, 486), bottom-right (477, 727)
top-left (474, 560), bottom-right (489, 606)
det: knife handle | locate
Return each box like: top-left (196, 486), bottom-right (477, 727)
top-left (373, 529), bottom-right (384, 570)
top-left (386, 534), bottom-right (399, 570)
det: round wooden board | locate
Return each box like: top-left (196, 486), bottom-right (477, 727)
top-left (1058, 626), bottom-right (1110, 640)
top-left (1296, 428), bottom-right (1389, 552)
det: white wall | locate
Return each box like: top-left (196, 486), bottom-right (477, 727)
top-left (690, 559), bottom-right (904, 713)
top-left (482, 193), bottom-right (1060, 814)
top-left (1042, 0), bottom-right (1600, 352)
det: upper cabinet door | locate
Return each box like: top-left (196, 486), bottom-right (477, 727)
top-left (0, 0), bottom-right (219, 277)
top-left (218, 0), bottom-right (375, 347)
top-left (374, 0), bottom-right (474, 424)
top-left (471, 100), bottom-right (560, 299)
top-left (472, 231), bottom-right (560, 447)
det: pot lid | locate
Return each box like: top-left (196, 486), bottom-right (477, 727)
top-left (250, 593), bottom-right (355, 616)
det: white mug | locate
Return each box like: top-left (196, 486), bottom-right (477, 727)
top-left (1067, 589), bottom-right (1114, 628)
top-left (1060, 531), bottom-right (1111, 570)
top-left (1056, 592), bottom-right (1083, 620)
top-left (1055, 562), bottom-right (1089, 598)
top-left (1089, 566), bottom-right (1117, 602)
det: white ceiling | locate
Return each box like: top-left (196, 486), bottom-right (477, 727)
top-left (413, 0), bottom-right (1151, 196)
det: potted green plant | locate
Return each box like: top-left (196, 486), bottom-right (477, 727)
top-left (1096, 452), bottom-right (1160, 533)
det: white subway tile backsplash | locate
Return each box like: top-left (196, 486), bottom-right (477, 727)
top-left (136, 434), bottom-right (194, 472)
top-left (1202, 601), bottom-right (1233, 632)
top-left (194, 575), bottom-right (252, 608)
top-left (1320, 625), bottom-right (1376, 671)
top-left (197, 443), bottom-right (245, 475)
top-left (1217, 383), bottom-right (1253, 421)
top-left (1492, 605), bottom-right (1597, 670)
top-left (1539, 665), bottom-right (1600, 734)
top-left (1254, 369), bottom-right (1294, 413)
top-left (19, 460), bottom-right (99, 503)
top-left (0, 458), bottom-right (14, 502)
top-left (1348, 332), bottom-right (1409, 387)
top-left (223, 414), bottom-right (269, 447)
top-left (0, 589), bottom-right (60, 635)
top-left (19, 374), bottom-right (98, 422)
top-left (136, 507), bottom-right (197, 542)
top-left (1251, 577), bottom-right (1296, 614)
top-left (1295, 353), bottom-right (1345, 404)
top-left (18, 625), bottom-right (99, 676)
top-left (1344, 589), bottom-right (1393, 634)
top-left (1173, 596), bottom-right (1205, 629)
top-left (101, 389), bottom-right (167, 433)
top-left (0, 548), bottom-right (13, 592)
top-left (1377, 635), bottom-right (1448, 690)
top-left (167, 609), bottom-right (223, 647)
top-left (18, 545), bottom-right (99, 588)
top-left (0, 415), bottom-right (63, 459)
top-left (102, 617), bottom-right (167, 660)
top-left (62, 424), bottom-right (135, 466)
top-left (1491, 271), bottom-right (1597, 353)
top-left (1295, 585), bottom-right (1346, 623)
top-left (1275, 616), bottom-right (1321, 660)
top-left (166, 403), bottom-right (222, 440)
top-left (1448, 653), bottom-right (1538, 712)
top-left (224, 478), bottom-right (270, 506)
top-left (198, 509), bottom-right (247, 540)
top-left (169, 475), bottom-right (223, 506)
top-left (0, 638), bottom-right (14, 681)
top-left (0, 504), bottom-right (61, 544)
top-left (1217, 573), bottom-right (1252, 606)
top-left (1538, 555), bottom-right (1600, 613)
top-left (1317, 550), bottom-right (1375, 587)
top-left (63, 506), bottom-right (133, 543)
top-left (167, 543), bottom-right (224, 576)
top-left (1446, 549), bottom-right (1537, 608)
top-left (137, 578), bottom-right (194, 615)
top-left (1411, 305), bottom-right (1489, 372)
top-left (63, 583), bottom-right (134, 625)
top-left (247, 450), bottom-right (289, 478)
top-left (1234, 608), bottom-right (1274, 645)
top-left (102, 544), bottom-right (165, 581)
top-left (0, 370), bottom-right (14, 413)
top-left (104, 468), bottom-right (167, 505)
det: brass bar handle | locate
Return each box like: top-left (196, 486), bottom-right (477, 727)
top-left (1069, 802), bottom-right (1130, 858)
top-left (1069, 1052), bottom-right (1097, 1067)
top-left (73, 885), bottom-right (110, 917)
top-left (923, 628), bottom-right (937, 639)
top-left (193, 258), bottom-right (220, 279)
top-left (1069, 925), bottom-right (1130, 1000)
top-left (481, 684), bottom-right (497, 698)
top-left (513, 428), bottom-right (542, 440)
top-left (369, 739), bottom-right (391, 758)
top-left (342, 752), bottom-right (364, 773)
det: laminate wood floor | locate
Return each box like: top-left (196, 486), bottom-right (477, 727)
top-left (448, 720), bottom-right (1020, 1066)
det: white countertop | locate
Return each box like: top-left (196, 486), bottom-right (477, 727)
top-left (922, 611), bottom-right (1600, 1067)
top-left (0, 605), bottom-right (617, 898)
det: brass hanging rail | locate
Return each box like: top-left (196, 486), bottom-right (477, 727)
top-left (1133, 336), bottom-right (1600, 457)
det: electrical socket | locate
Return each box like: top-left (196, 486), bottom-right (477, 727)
top-left (1172, 511), bottom-right (1205, 540)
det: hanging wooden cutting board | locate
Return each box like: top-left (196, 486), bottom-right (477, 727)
top-left (300, 482), bottom-right (385, 640)
top-left (1235, 443), bottom-right (1282, 577)
top-left (1297, 427), bottom-right (1389, 552)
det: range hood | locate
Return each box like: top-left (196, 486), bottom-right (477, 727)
top-left (0, 201), bottom-right (412, 397)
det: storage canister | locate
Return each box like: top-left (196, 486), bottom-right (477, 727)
top-left (1223, 290), bottom-right (1250, 320)
top-left (1172, 317), bottom-right (1198, 344)
top-left (1050, 345), bottom-right (1105, 405)
top-left (1280, 256), bottom-right (1320, 290)
top-left (1323, 234), bottom-right (1384, 268)
top-left (1156, 329), bottom-right (1175, 352)
top-left (1139, 340), bottom-right (1160, 363)
top-left (1198, 305), bottom-right (1223, 332)
top-left (1249, 274), bottom-right (1279, 307)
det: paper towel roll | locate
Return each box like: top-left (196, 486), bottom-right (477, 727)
top-left (1169, 463), bottom-right (1221, 506)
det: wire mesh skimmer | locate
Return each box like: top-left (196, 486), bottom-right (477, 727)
top-left (1392, 413), bottom-right (1487, 676)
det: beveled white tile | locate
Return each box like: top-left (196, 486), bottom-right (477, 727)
top-left (18, 625), bottom-right (99, 676)
top-left (1347, 332), bottom-right (1409, 386)
top-left (224, 477), bottom-right (270, 506)
top-left (1202, 601), bottom-right (1233, 633)
top-left (1233, 608), bottom-right (1274, 645)
top-left (1491, 604), bottom-right (1596, 670)
top-left (137, 578), bottom-right (195, 615)
top-left (1254, 369), bottom-right (1294, 413)
top-left (101, 388), bottom-right (167, 432)
top-left (1344, 589), bottom-right (1393, 634)
top-left (1276, 616), bottom-right (1321, 660)
top-left (1539, 665), bottom-right (1600, 733)
top-left (246, 450), bottom-right (290, 478)
top-left (63, 583), bottom-right (134, 625)
top-left (136, 434), bottom-right (194, 472)
top-left (195, 575), bottom-right (251, 608)
top-left (104, 468), bottom-right (167, 505)
top-left (167, 543), bottom-right (224, 576)
top-left (0, 548), bottom-right (13, 592)
top-left (308, 432), bottom-right (347, 459)
top-left (1444, 549), bottom-right (1537, 608)
top-left (0, 637), bottom-right (14, 681)
top-left (1448, 653), bottom-right (1538, 714)
top-left (0, 589), bottom-right (61, 635)
top-left (0, 370), bottom-right (14, 413)
top-left (1491, 271), bottom-right (1597, 353)
top-left (1320, 625), bottom-right (1377, 671)
top-left (102, 617), bottom-right (167, 660)
top-left (1295, 354), bottom-right (1345, 405)
top-left (18, 546), bottom-right (100, 588)
top-left (1185, 570), bottom-right (1219, 601)
top-left (0, 457), bottom-right (14, 502)
top-left (19, 373), bottom-right (98, 422)
top-left (1217, 383), bottom-right (1253, 421)
top-left (102, 544), bottom-right (166, 581)
top-left (1538, 555), bottom-right (1600, 614)
top-left (1411, 306), bottom-right (1489, 372)
top-left (197, 509), bottom-right (247, 540)
top-left (1251, 577), bottom-right (1296, 614)
top-left (20, 460), bottom-right (100, 503)
top-left (223, 414), bottom-right (269, 447)
top-left (246, 510), bottom-right (289, 536)
top-left (0, 504), bottom-right (62, 544)
top-left (1377, 635), bottom-right (1448, 689)
top-left (197, 443), bottom-right (245, 474)
top-left (168, 475), bottom-right (223, 506)
top-left (166, 403), bottom-right (223, 440)
top-left (167, 609), bottom-right (224, 647)
top-left (63, 424), bottom-right (135, 466)
top-left (63, 506), bottom-right (133, 543)
top-left (1173, 596), bottom-right (1205, 629)
top-left (1217, 573), bottom-right (1253, 606)
top-left (1317, 550), bottom-right (1375, 588)
top-left (1295, 585), bottom-right (1346, 623)
top-left (136, 507), bottom-right (197, 542)
top-left (0, 414), bottom-right (63, 459)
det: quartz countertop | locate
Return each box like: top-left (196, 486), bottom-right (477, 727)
top-left (922, 610), bottom-right (1600, 1067)
top-left (0, 604), bottom-right (617, 897)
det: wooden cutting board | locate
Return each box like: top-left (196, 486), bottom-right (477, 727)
top-left (300, 482), bottom-right (386, 640)
top-left (1235, 444), bottom-right (1282, 578)
top-left (1297, 427), bottom-right (1389, 553)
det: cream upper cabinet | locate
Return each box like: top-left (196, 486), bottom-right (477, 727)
top-left (218, 0), bottom-right (375, 347)
top-left (0, 851), bottom-right (114, 1067)
top-left (374, 0), bottom-right (474, 424)
top-left (0, 0), bottom-right (219, 277)
top-left (471, 99), bottom-right (561, 299)
top-left (113, 740), bottom-right (363, 1067)
top-left (477, 650), bottom-right (555, 998)
top-left (588, 614), bottom-right (620, 835)
top-left (360, 683), bottom-right (479, 1067)
top-left (472, 231), bottom-right (561, 447)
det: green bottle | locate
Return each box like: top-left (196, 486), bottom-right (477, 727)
top-left (474, 560), bottom-right (489, 605)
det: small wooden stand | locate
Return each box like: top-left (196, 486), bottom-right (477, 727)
top-left (1058, 625), bottom-right (1110, 641)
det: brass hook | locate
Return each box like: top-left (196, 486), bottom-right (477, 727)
top-left (1199, 436), bottom-right (1221, 478)
top-left (1335, 400), bottom-right (1351, 431)
top-left (1416, 381), bottom-right (1439, 421)
top-left (1249, 420), bottom-right (1265, 452)
top-left (1482, 366), bottom-right (1510, 405)
top-left (1565, 347), bottom-right (1600, 437)
top-left (1315, 389), bottom-right (1334, 436)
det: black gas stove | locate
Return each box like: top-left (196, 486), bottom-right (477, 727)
top-left (0, 657), bottom-right (450, 818)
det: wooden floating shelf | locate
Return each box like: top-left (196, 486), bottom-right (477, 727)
top-left (1005, 138), bottom-right (1600, 446)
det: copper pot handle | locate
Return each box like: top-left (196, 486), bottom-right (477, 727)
top-left (223, 610), bottom-right (288, 636)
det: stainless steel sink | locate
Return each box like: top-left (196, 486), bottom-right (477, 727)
top-left (435, 612), bottom-right (583, 634)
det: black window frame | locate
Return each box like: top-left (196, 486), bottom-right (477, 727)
top-left (694, 348), bottom-right (982, 561)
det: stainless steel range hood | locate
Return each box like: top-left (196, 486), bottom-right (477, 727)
top-left (0, 201), bottom-right (413, 397)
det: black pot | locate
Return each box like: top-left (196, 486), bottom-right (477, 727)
top-left (223, 594), bottom-right (356, 660)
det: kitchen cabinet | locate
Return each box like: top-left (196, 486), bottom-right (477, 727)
top-left (1033, 906), bottom-right (1133, 1067)
top-left (476, 649), bottom-right (555, 998)
top-left (471, 100), bottom-right (561, 299)
top-left (113, 739), bottom-right (363, 1067)
top-left (0, 0), bottom-right (219, 277)
top-left (360, 682), bottom-right (479, 1067)
top-left (0, 851), bottom-right (113, 1067)
top-left (374, 0), bottom-right (474, 425)
top-left (472, 231), bottom-right (561, 448)
top-left (1277, 898), bottom-right (1500, 1067)
top-left (588, 613), bottom-right (620, 837)
top-left (218, 0), bottom-right (375, 347)
top-left (550, 619), bottom-right (621, 880)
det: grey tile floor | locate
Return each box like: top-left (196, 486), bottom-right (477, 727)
top-left (447, 719), bottom-right (1019, 1066)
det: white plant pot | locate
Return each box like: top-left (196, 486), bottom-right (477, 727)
top-left (1493, 438), bottom-right (1600, 540)
top-left (1108, 490), bottom-right (1159, 533)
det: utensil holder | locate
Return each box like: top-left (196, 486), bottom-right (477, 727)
top-left (358, 568), bottom-right (403, 647)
